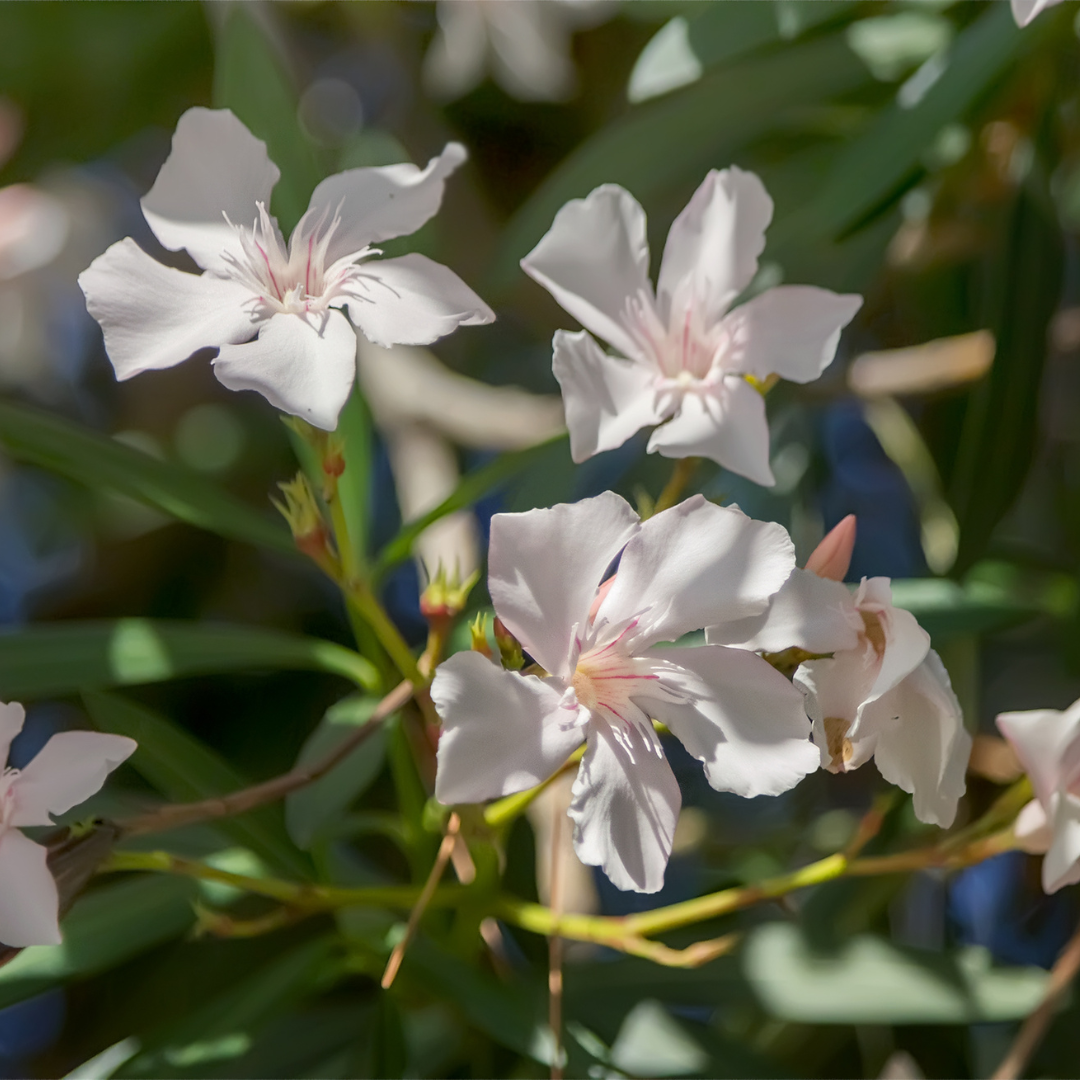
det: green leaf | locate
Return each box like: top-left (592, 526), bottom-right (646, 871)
top-left (950, 181), bottom-right (1065, 574)
top-left (212, 5), bottom-right (322, 233)
top-left (0, 399), bottom-right (294, 556)
top-left (373, 433), bottom-right (569, 580)
top-left (782, 4), bottom-right (1025, 243)
top-left (285, 695), bottom-right (392, 850)
top-left (0, 618), bottom-right (379, 700)
top-left (83, 690), bottom-right (310, 880)
top-left (119, 939), bottom-right (337, 1079)
top-left (888, 578), bottom-right (1033, 643)
top-left (0, 875), bottom-right (196, 1011)
top-left (485, 33), bottom-right (870, 293)
top-left (744, 922), bottom-right (1049, 1024)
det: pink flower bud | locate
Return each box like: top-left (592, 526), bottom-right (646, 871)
top-left (805, 514), bottom-right (856, 581)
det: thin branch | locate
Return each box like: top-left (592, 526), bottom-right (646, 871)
top-left (992, 916), bottom-right (1080, 1080)
top-left (117, 680), bottom-right (413, 837)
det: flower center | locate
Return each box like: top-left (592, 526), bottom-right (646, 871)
top-left (622, 289), bottom-right (732, 383)
top-left (571, 638), bottom-right (658, 726)
top-left (221, 201), bottom-right (376, 317)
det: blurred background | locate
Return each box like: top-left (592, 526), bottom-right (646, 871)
top-left (1, 2), bottom-right (1080, 1077)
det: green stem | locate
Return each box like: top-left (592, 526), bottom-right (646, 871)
top-left (483, 746), bottom-right (586, 829)
top-left (653, 457), bottom-right (701, 515)
top-left (347, 580), bottom-right (425, 688)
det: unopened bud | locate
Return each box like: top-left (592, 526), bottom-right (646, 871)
top-left (321, 435), bottom-right (345, 482)
top-left (273, 473), bottom-right (332, 563)
top-left (419, 562), bottom-right (480, 624)
top-left (493, 617), bottom-right (524, 671)
top-left (805, 514), bottom-right (857, 581)
top-left (470, 613), bottom-right (493, 658)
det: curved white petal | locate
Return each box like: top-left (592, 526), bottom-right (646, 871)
top-left (996, 700), bottom-right (1080, 811)
top-left (346, 253), bottom-right (494, 348)
top-left (799, 647), bottom-right (881, 768)
top-left (599, 494), bottom-right (794, 647)
top-left (308, 143), bottom-right (467, 262)
top-left (708, 569), bottom-right (860, 655)
top-left (646, 379), bottom-right (775, 486)
top-left (553, 329), bottom-right (667, 463)
top-left (724, 286), bottom-right (862, 383)
top-left (11, 732), bottom-right (136, 828)
top-left (569, 721), bottom-right (680, 894)
top-left (1043, 792), bottom-right (1080, 893)
top-left (488, 492), bottom-right (640, 678)
top-left (643, 645), bottom-right (817, 797)
top-left (864, 651), bottom-right (970, 827)
top-left (864, 592), bottom-right (931, 704)
top-left (1014, 798), bottom-right (1052, 854)
top-left (521, 184), bottom-right (652, 362)
top-left (1011, 0), bottom-right (1063, 26)
top-left (0, 829), bottom-right (60, 947)
top-left (656, 167), bottom-right (773, 326)
top-left (432, 652), bottom-right (583, 805)
top-left (213, 309), bottom-right (357, 431)
top-left (141, 107), bottom-right (279, 274)
top-left (79, 239), bottom-right (260, 380)
top-left (0, 700), bottom-right (25, 770)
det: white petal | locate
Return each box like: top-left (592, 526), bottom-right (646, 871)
top-left (11, 731), bottom-right (136, 828)
top-left (569, 721), bottom-right (680, 894)
top-left (521, 184), bottom-right (652, 362)
top-left (646, 379), bottom-right (775, 486)
top-left (308, 143), bottom-right (467, 262)
top-left (0, 700), bottom-right (25, 770)
top-left (598, 494), bottom-right (794, 647)
top-left (213, 309), bottom-right (357, 431)
top-left (863, 651), bottom-right (970, 828)
top-left (79, 239), bottom-right (259, 380)
top-left (707, 569), bottom-right (860, 655)
top-left (1011, 0), bottom-right (1062, 26)
top-left (799, 648), bottom-right (882, 768)
top-left (642, 645), bottom-right (817, 797)
top-left (346, 253), bottom-right (494, 348)
top-left (432, 652), bottom-right (583, 805)
top-left (0, 829), bottom-right (60, 947)
top-left (553, 329), bottom-right (667, 463)
top-left (863, 585), bottom-right (931, 703)
top-left (656, 167), bottom-right (772, 326)
top-left (724, 285), bottom-right (862, 383)
top-left (996, 700), bottom-right (1080, 811)
top-left (141, 107), bottom-right (279, 274)
top-left (1043, 792), bottom-right (1080, 893)
top-left (422, 0), bottom-right (489, 100)
top-left (1014, 799), bottom-right (1052, 854)
top-left (488, 492), bottom-right (640, 678)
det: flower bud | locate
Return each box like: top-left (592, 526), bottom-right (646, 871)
top-left (805, 514), bottom-right (856, 581)
top-left (419, 563), bottom-right (480, 625)
top-left (493, 616), bottom-right (524, 671)
top-left (273, 473), bottom-right (333, 565)
top-left (469, 613), bottom-right (493, 658)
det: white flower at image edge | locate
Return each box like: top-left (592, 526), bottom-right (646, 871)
top-left (79, 107), bottom-right (494, 431)
top-left (0, 701), bottom-right (135, 947)
top-left (1011, 0), bottom-right (1063, 27)
top-left (432, 491), bottom-right (819, 893)
top-left (997, 699), bottom-right (1080, 893)
top-left (520, 169), bottom-right (862, 485)
top-left (711, 570), bottom-right (970, 827)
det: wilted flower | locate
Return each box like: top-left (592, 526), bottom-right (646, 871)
top-left (79, 107), bottom-right (493, 431)
top-left (0, 700), bottom-right (135, 946)
top-left (713, 565), bottom-right (969, 827)
top-left (521, 169), bottom-right (862, 484)
top-left (432, 492), bottom-right (818, 893)
top-left (997, 698), bottom-right (1080, 892)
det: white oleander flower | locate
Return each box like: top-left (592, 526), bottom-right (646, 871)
top-left (0, 701), bottom-right (135, 946)
top-left (997, 698), bottom-right (1080, 892)
top-left (79, 107), bottom-right (494, 431)
top-left (432, 491), bottom-right (818, 893)
top-left (521, 168), bottom-right (862, 484)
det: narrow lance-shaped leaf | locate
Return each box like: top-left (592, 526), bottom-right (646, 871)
top-left (82, 690), bottom-right (311, 880)
top-left (0, 618), bottom-right (380, 700)
top-left (0, 399), bottom-right (295, 556)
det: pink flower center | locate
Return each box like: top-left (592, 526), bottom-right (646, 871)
top-left (222, 201), bottom-right (376, 317)
top-left (571, 637), bottom-right (658, 728)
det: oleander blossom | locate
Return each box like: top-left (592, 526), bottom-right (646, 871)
top-left (711, 559), bottom-right (970, 827)
top-left (78, 107), bottom-right (494, 431)
top-left (432, 491), bottom-right (819, 893)
top-left (997, 698), bottom-right (1080, 893)
top-left (0, 700), bottom-right (135, 947)
top-left (520, 169), bottom-right (862, 484)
